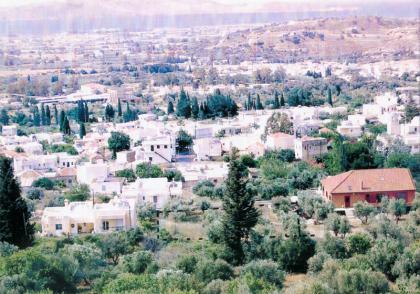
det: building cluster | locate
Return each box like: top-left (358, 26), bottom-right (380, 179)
top-left (0, 82), bottom-right (418, 237)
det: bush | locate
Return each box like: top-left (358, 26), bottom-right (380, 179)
top-left (26, 188), bottom-right (44, 200)
top-left (195, 259), bottom-right (234, 284)
top-left (32, 177), bottom-right (55, 190)
top-left (115, 169), bottom-right (136, 182)
top-left (240, 259), bottom-right (285, 288)
top-left (0, 241), bottom-right (18, 257)
top-left (346, 233), bottom-right (372, 256)
top-left (176, 255), bottom-right (198, 273)
top-left (64, 184), bottom-right (90, 202)
top-left (119, 251), bottom-right (157, 274)
top-left (135, 163), bottom-right (163, 178)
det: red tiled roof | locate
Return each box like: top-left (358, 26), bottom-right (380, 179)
top-left (57, 167), bottom-right (77, 177)
top-left (321, 168), bottom-right (416, 194)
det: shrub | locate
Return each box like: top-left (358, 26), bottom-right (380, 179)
top-left (26, 188), bottom-right (44, 200)
top-left (195, 259), bottom-right (234, 284)
top-left (32, 177), bottom-right (55, 190)
top-left (240, 259), bottom-right (285, 288)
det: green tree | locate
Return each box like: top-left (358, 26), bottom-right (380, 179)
top-left (119, 250), bottom-right (156, 274)
top-left (32, 177), bottom-right (55, 190)
top-left (53, 105), bottom-right (59, 125)
top-left (117, 98), bottom-right (122, 117)
top-left (346, 232), bottom-right (371, 256)
top-left (64, 184), bottom-right (90, 202)
top-left (105, 104), bottom-right (115, 122)
top-left (256, 94), bottom-right (264, 110)
top-left (32, 106), bottom-right (41, 127)
top-left (167, 100), bottom-right (174, 114)
top-left (387, 198), bottom-right (406, 223)
top-left (280, 92), bottom-right (285, 107)
top-left (176, 129), bottom-right (193, 153)
top-left (45, 105), bottom-right (51, 125)
top-left (59, 110), bottom-right (65, 131)
top-left (263, 112), bottom-right (293, 138)
top-left (79, 122), bottom-right (86, 139)
top-left (191, 97), bottom-right (199, 119)
top-left (327, 87), bottom-right (333, 106)
top-left (403, 103), bottom-right (419, 123)
top-left (195, 259), bottom-right (234, 284)
top-left (354, 201), bottom-right (375, 224)
top-left (326, 213), bottom-right (341, 236)
top-left (62, 116), bottom-right (71, 135)
top-left (61, 243), bottom-right (106, 285)
top-left (100, 232), bottom-right (130, 265)
top-left (0, 109), bottom-right (10, 125)
top-left (77, 100), bottom-right (85, 123)
top-left (0, 157), bottom-right (34, 247)
top-left (135, 163), bottom-right (163, 178)
top-left (273, 92), bottom-right (280, 109)
top-left (116, 168), bottom-right (137, 182)
top-left (41, 103), bottom-right (46, 125)
top-left (240, 259), bottom-right (285, 288)
top-left (108, 131), bottom-right (131, 159)
top-left (221, 150), bottom-right (260, 265)
top-left (176, 88), bottom-right (191, 118)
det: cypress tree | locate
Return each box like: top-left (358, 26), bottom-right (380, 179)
top-left (79, 122), bottom-right (86, 139)
top-left (33, 106), bottom-right (40, 127)
top-left (62, 117), bottom-right (71, 135)
top-left (176, 88), bottom-right (191, 118)
top-left (0, 109), bottom-right (10, 125)
top-left (105, 104), bottom-right (115, 122)
top-left (256, 94), bottom-right (264, 110)
top-left (247, 94), bottom-right (252, 111)
top-left (167, 101), bottom-right (174, 114)
top-left (327, 88), bottom-right (333, 106)
top-left (45, 105), bottom-right (51, 125)
top-left (84, 102), bottom-right (89, 122)
top-left (59, 110), bottom-right (66, 132)
top-left (273, 92), bottom-right (280, 109)
top-left (0, 157), bottom-right (34, 248)
top-left (280, 92), bottom-right (285, 107)
top-left (191, 97), bottom-right (199, 119)
top-left (77, 100), bottom-right (84, 122)
top-left (41, 104), bottom-right (46, 125)
top-left (117, 98), bottom-right (122, 117)
top-left (221, 149), bottom-right (259, 265)
top-left (54, 105), bottom-right (59, 125)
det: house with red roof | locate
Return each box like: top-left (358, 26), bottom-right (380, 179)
top-left (321, 168), bottom-right (416, 208)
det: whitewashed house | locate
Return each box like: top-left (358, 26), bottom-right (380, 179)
top-left (41, 197), bottom-right (137, 236)
top-left (400, 116), bottom-right (420, 154)
top-left (1, 125), bottom-right (17, 136)
top-left (265, 132), bottom-right (295, 150)
top-left (337, 120), bottom-right (363, 138)
top-left (122, 177), bottom-right (182, 210)
top-left (294, 136), bottom-right (328, 162)
top-left (193, 138), bottom-right (222, 161)
top-left (134, 135), bottom-right (175, 164)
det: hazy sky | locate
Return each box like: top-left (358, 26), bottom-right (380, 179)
top-left (0, 0), bottom-right (342, 8)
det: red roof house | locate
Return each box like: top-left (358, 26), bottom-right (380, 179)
top-left (321, 168), bottom-right (416, 208)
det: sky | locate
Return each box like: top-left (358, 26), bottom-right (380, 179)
top-left (0, 0), bottom-right (345, 8)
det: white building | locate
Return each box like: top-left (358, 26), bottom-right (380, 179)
top-left (134, 136), bottom-right (176, 164)
top-left (122, 177), bottom-right (182, 210)
top-left (193, 138), bottom-right (222, 161)
top-left (400, 116), bottom-right (420, 154)
top-left (265, 132), bottom-right (295, 150)
top-left (76, 162), bottom-right (109, 185)
top-left (41, 197), bottom-right (137, 236)
top-left (337, 120), bottom-right (363, 138)
top-left (1, 125), bottom-right (17, 136)
top-left (294, 136), bottom-right (328, 162)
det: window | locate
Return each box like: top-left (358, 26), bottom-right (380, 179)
top-left (102, 221), bottom-right (109, 231)
top-left (153, 196), bottom-right (158, 203)
top-left (157, 145), bottom-right (160, 149)
top-left (151, 145), bottom-right (154, 151)
top-left (396, 192), bottom-right (407, 201)
top-left (55, 224), bottom-right (62, 230)
top-left (149, 157), bottom-right (153, 162)
top-left (164, 145), bottom-right (168, 149)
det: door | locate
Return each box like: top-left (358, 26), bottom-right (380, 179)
top-left (345, 196), bottom-right (351, 208)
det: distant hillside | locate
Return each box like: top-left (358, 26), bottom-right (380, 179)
top-left (0, 0), bottom-right (418, 35)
